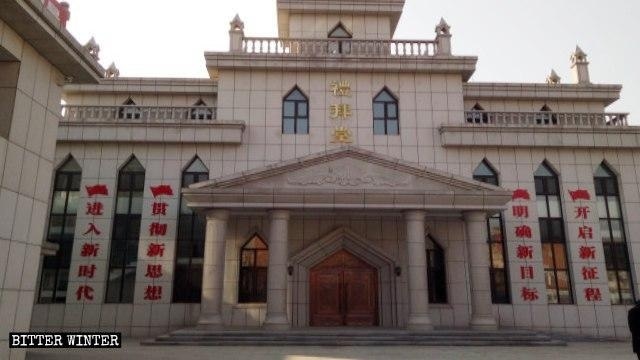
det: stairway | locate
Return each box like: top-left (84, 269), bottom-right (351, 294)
top-left (143, 328), bottom-right (566, 346)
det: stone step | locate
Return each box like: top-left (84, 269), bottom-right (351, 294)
top-left (143, 328), bottom-right (566, 347)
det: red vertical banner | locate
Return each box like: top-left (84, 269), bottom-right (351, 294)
top-left (143, 184), bottom-right (174, 301)
top-left (77, 184), bottom-right (109, 302)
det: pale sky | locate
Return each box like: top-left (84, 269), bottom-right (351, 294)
top-left (66, 0), bottom-right (639, 121)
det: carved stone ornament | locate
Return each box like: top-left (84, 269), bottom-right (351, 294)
top-left (105, 62), bottom-right (120, 78)
top-left (546, 69), bottom-right (561, 84)
top-left (435, 18), bottom-right (450, 35)
top-left (230, 14), bottom-right (245, 31)
top-left (287, 165), bottom-right (411, 187)
top-left (83, 36), bottom-right (100, 60)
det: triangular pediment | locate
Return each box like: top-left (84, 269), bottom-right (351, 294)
top-left (189, 146), bottom-right (504, 193)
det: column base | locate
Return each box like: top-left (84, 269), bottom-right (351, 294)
top-left (263, 314), bottom-right (290, 330)
top-left (469, 315), bottom-right (498, 330)
top-left (407, 314), bottom-right (434, 331)
top-left (197, 313), bottom-right (224, 329)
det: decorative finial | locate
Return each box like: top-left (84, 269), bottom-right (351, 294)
top-left (435, 18), bottom-right (450, 35)
top-left (571, 45), bottom-right (588, 64)
top-left (83, 37), bottom-right (100, 60)
top-left (230, 14), bottom-right (244, 32)
top-left (546, 69), bottom-right (561, 84)
top-left (105, 62), bottom-right (120, 78)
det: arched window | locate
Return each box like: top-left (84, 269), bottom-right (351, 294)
top-left (282, 87), bottom-right (309, 134)
top-left (535, 105), bottom-right (558, 125)
top-left (373, 88), bottom-right (399, 135)
top-left (466, 103), bottom-right (488, 124)
top-left (106, 156), bottom-right (145, 303)
top-left (473, 160), bottom-right (510, 303)
top-left (118, 98), bottom-right (141, 120)
top-left (328, 22), bottom-right (352, 54)
top-left (190, 99), bottom-right (213, 120)
top-left (426, 235), bottom-right (447, 304)
top-left (173, 157), bottom-right (209, 303)
top-left (535, 161), bottom-right (572, 304)
top-left (238, 235), bottom-right (268, 303)
top-left (38, 156), bottom-right (82, 303)
top-left (594, 163), bottom-right (634, 304)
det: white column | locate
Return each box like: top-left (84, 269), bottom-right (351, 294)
top-left (263, 209), bottom-right (290, 329)
top-left (463, 211), bottom-right (498, 330)
top-left (405, 210), bottom-right (433, 330)
top-left (198, 209), bottom-right (229, 328)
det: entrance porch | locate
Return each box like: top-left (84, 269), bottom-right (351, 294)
top-left (182, 146), bottom-right (512, 331)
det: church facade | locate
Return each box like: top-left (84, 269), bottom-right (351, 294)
top-left (31, 0), bottom-right (638, 340)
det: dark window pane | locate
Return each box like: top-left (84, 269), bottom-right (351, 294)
top-left (373, 119), bottom-right (386, 134)
top-left (387, 104), bottom-right (397, 118)
top-left (298, 102), bottom-right (308, 117)
top-left (605, 178), bottom-right (618, 195)
top-left (373, 103), bottom-right (385, 118)
top-left (297, 118), bottom-right (309, 134)
top-left (387, 120), bottom-right (399, 135)
top-left (283, 118), bottom-right (295, 134)
top-left (283, 101), bottom-right (295, 117)
top-left (534, 178), bottom-right (544, 195)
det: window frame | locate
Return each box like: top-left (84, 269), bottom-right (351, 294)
top-left (238, 235), bottom-right (269, 304)
top-left (173, 157), bottom-right (209, 303)
top-left (426, 235), bottom-right (447, 304)
top-left (38, 157), bottom-right (82, 304)
top-left (373, 88), bottom-right (400, 135)
top-left (594, 164), bottom-right (635, 304)
top-left (118, 98), bottom-right (141, 120)
top-left (105, 156), bottom-right (145, 304)
top-left (466, 103), bottom-right (489, 124)
top-left (473, 159), bottom-right (511, 304)
top-left (190, 99), bottom-right (213, 120)
top-left (282, 87), bottom-right (309, 135)
top-left (535, 162), bottom-right (573, 304)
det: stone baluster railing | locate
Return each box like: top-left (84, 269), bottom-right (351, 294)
top-left (241, 37), bottom-right (438, 57)
top-left (62, 105), bottom-right (218, 123)
top-left (464, 111), bottom-right (629, 128)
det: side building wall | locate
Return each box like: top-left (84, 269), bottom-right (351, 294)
top-left (0, 18), bottom-right (66, 360)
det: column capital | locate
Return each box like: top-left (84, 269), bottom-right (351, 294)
top-left (269, 209), bottom-right (290, 221)
top-left (462, 210), bottom-right (487, 223)
top-left (404, 210), bottom-right (426, 221)
top-left (206, 209), bottom-right (229, 221)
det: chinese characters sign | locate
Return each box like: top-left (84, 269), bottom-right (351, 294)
top-left (568, 188), bottom-right (603, 302)
top-left (329, 80), bottom-right (353, 143)
top-left (76, 184), bottom-right (109, 301)
top-left (511, 188), bottom-right (540, 302)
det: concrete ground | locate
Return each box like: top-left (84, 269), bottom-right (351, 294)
top-left (26, 339), bottom-right (634, 360)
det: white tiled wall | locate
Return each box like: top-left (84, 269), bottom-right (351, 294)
top-left (0, 17), bottom-right (65, 360)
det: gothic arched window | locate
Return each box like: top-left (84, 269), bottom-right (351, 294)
top-left (466, 103), bottom-right (488, 124)
top-left (373, 88), bottom-right (399, 135)
top-left (473, 160), bottom-right (510, 303)
top-left (173, 157), bottom-right (209, 302)
top-left (118, 98), bottom-right (141, 120)
top-left (282, 87), bottom-right (309, 134)
top-left (38, 156), bottom-right (82, 303)
top-left (427, 235), bottom-right (447, 304)
top-left (328, 22), bottom-right (352, 54)
top-left (594, 163), bottom-right (634, 304)
top-left (535, 161), bottom-right (572, 304)
top-left (535, 105), bottom-right (558, 125)
top-left (238, 235), bottom-right (268, 303)
top-left (106, 156), bottom-right (145, 303)
top-left (190, 99), bottom-right (214, 120)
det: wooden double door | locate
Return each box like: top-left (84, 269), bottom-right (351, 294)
top-left (309, 250), bottom-right (378, 327)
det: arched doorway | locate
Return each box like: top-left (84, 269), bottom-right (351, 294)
top-left (309, 250), bottom-right (378, 327)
